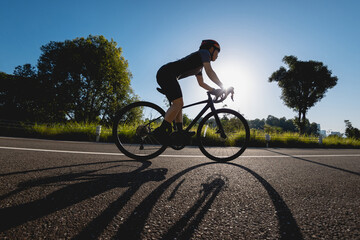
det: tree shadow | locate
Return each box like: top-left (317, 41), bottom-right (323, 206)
top-left (265, 149), bottom-right (360, 176)
top-left (0, 159), bottom-right (167, 236)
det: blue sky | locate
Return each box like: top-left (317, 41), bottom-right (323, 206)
top-left (1, 0), bottom-right (359, 133)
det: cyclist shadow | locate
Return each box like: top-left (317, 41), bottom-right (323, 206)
top-left (0, 160), bottom-right (167, 234)
top-left (113, 162), bottom-right (303, 240)
top-left (1, 159), bottom-right (303, 240)
top-left (161, 175), bottom-right (226, 240)
top-left (75, 164), bottom-right (227, 240)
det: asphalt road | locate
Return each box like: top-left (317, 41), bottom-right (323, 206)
top-left (0, 136), bottom-right (359, 240)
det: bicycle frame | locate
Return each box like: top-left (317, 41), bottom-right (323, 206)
top-left (182, 92), bottom-right (226, 138)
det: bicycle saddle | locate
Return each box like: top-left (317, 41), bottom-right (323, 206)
top-left (156, 88), bottom-right (166, 95)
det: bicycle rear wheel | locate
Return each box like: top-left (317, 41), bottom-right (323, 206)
top-left (197, 108), bottom-right (250, 162)
top-left (113, 101), bottom-right (167, 160)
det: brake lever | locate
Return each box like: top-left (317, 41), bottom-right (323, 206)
top-left (225, 87), bottom-right (234, 102)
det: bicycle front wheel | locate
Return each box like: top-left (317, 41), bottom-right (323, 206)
top-left (197, 108), bottom-right (250, 162)
top-left (113, 101), bottom-right (167, 160)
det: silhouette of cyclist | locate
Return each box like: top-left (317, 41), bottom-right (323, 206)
top-left (154, 40), bottom-right (225, 144)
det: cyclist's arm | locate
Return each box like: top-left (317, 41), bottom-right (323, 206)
top-left (203, 62), bottom-right (224, 89)
top-left (196, 74), bottom-right (213, 91)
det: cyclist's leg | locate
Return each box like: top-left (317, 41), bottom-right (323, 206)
top-left (173, 101), bottom-right (194, 137)
top-left (172, 101), bottom-right (184, 131)
top-left (175, 105), bottom-right (183, 123)
top-left (155, 67), bottom-right (183, 142)
top-left (165, 97), bottom-right (183, 123)
top-left (154, 97), bottom-right (182, 143)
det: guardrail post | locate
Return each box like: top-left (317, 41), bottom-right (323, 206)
top-left (318, 135), bottom-right (323, 145)
top-left (265, 134), bottom-right (271, 148)
top-left (96, 125), bottom-right (102, 142)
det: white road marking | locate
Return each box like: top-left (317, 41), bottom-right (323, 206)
top-left (0, 146), bottom-right (125, 156)
top-left (1, 146), bottom-right (360, 158)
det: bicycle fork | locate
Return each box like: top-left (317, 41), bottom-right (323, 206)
top-left (209, 101), bottom-right (227, 139)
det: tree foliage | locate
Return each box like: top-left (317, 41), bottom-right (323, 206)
top-left (0, 35), bottom-right (137, 124)
top-left (269, 56), bottom-right (337, 134)
top-left (0, 66), bottom-right (41, 121)
top-left (344, 120), bottom-right (360, 140)
top-left (37, 35), bottom-right (137, 123)
top-left (248, 115), bottom-right (319, 135)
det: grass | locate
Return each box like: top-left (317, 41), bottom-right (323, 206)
top-left (250, 131), bottom-right (320, 148)
top-left (322, 135), bottom-right (360, 148)
top-left (0, 121), bottom-right (113, 142)
top-left (1, 121), bottom-right (360, 148)
top-left (30, 122), bottom-right (113, 141)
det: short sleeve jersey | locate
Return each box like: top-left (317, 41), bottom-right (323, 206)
top-left (165, 49), bottom-right (211, 80)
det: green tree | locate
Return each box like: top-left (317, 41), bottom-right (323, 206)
top-left (279, 117), bottom-right (297, 132)
top-left (344, 120), bottom-right (360, 140)
top-left (0, 66), bottom-right (42, 121)
top-left (266, 115), bottom-right (280, 127)
top-left (269, 56), bottom-right (338, 134)
top-left (0, 72), bottom-right (17, 119)
top-left (37, 35), bottom-right (138, 123)
top-left (12, 64), bottom-right (43, 121)
top-left (183, 113), bottom-right (191, 127)
top-left (14, 64), bottom-right (37, 78)
top-left (248, 118), bottom-right (265, 130)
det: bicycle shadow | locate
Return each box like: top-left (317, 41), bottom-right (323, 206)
top-left (0, 160), bottom-right (167, 234)
top-left (113, 161), bottom-right (303, 240)
top-left (1, 159), bottom-right (303, 240)
top-left (226, 162), bottom-right (303, 240)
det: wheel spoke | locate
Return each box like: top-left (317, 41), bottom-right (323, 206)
top-left (113, 102), bottom-right (167, 160)
top-left (197, 109), bottom-right (250, 161)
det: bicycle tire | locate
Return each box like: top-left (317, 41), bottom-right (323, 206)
top-left (197, 108), bottom-right (250, 162)
top-left (113, 101), bottom-right (167, 160)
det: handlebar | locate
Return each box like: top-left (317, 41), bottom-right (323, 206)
top-left (208, 87), bottom-right (234, 103)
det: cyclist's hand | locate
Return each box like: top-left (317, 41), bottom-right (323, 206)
top-left (209, 88), bottom-right (223, 97)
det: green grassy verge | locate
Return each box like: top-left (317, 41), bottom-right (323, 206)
top-left (0, 122), bottom-right (113, 142)
top-left (1, 122), bottom-right (360, 148)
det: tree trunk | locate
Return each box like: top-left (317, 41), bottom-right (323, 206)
top-left (300, 110), bottom-right (307, 135)
top-left (297, 110), bottom-right (303, 134)
top-left (297, 109), bottom-right (307, 135)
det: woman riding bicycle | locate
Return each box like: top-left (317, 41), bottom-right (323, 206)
top-left (154, 40), bottom-right (226, 144)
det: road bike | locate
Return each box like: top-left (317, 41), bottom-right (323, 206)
top-left (113, 87), bottom-right (250, 162)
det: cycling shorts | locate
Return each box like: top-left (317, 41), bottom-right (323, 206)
top-left (156, 65), bottom-right (182, 102)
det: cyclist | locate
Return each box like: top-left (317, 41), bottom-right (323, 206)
top-left (154, 39), bottom-right (225, 143)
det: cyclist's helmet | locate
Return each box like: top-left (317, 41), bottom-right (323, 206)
top-left (199, 39), bottom-right (220, 53)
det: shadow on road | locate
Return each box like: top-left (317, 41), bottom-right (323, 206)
top-left (226, 162), bottom-right (303, 240)
top-left (0, 160), bottom-right (167, 237)
top-left (1, 159), bottom-right (303, 240)
top-left (113, 161), bottom-right (303, 240)
top-left (265, 149), bottom-right (360, 176)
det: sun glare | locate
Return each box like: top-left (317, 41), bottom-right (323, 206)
top-left (180, 58), bottom-right (261, 119)
top-left (216, 60), bottom-right (258, 109)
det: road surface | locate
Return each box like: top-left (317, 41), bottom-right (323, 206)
top-left (0, 137), bottom-right (359, 239)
